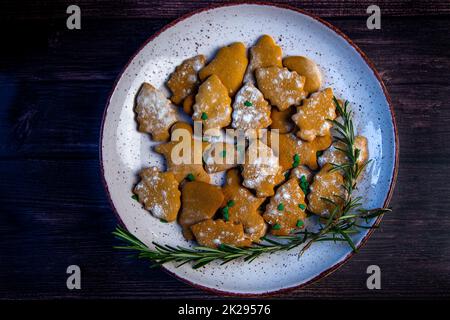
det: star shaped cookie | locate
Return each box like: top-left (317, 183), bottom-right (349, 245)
top-left (221, 169), bottom-right (267, 242)
top-left (154, 122), bottom-right (210, 183)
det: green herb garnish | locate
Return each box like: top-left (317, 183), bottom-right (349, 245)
top-left (292, 154), bottom-right (300, 168)
top-left (277, 203), bottom-right (284, 211)
top-left (299, 175), bottom-right (309, 195)
top-left (201, 112), bottom-right (208, 120)
top-left (131, 194), bottom-right (139, 201)
top-left (298, 203), bottom-right (306, 210)
top-left (272, 223), bottom-right (281, 230)
top-left (223, 212), bottom-right (229, 221)
top-left (186, 173), bottom-right (195, 181)
top-left (227, 200), bottom-right (235, 207)
top-left (244, 100), bottom-right (253, 107)
top-left (222, 206), bottom-right (230, 221)
top-left (296, 220), bottom-right (304, 228)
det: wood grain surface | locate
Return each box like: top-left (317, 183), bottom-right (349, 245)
top-left (0, 0), bottom-right (449, 299)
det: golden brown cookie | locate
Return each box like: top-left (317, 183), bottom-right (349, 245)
top-left (179, 181), bottom-right (224, 240)
top-left (308, 164), bottom-right (346, 217)
top-left (318, 136), bottom-right (369, 168)
top-left (167, 55), bottom-right (206, 105)
top-left (221, 169), bottom-right (267, 242)
top-left (263, 178), bottom-right (307, 236)
top-left (255, 66), bottom-right (306, 111)
top-left (182, 94), bottom-right (195, 115)
top-left (354, 136), bottom-right (369, 165)
top-left (199, 42), bottom-right (248, 97)
top-left (202, 142), bottom-right (238, 173)
top-left (192, 75), bottom-right (232, 131)
top-left (133, 167), bottom-right (181, 222)
top-left (298, 134), bottom-right (333, 170)
top-left (154, 122), bottom-right (210, 183)
top-left (134, 83), bottom-right (178, 141)
top-left (269, 132), bottom-right (303, 171)
top-left (191, 219), bottom-right (252, 248)
top-left (270, 107), bottom-right (296, 133)
top-left (244, 35), bottom-right (283, 83)
top-left (231, 82), bottom-right (272, 130)
top-left (283, 56), bottom-right (322, 93)
top-left (265, 132), bottom-right (332, 171)
top-left (241, 140), bottom-right (285, 197)
top-left (290, 165), bottom-right (313, 183)
top-left (170, 121), bottom-right (193, 134)
top-left (292, 87), bottom-right (336, 141)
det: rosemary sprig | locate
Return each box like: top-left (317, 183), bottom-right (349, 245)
top-left (113, 226), bottom-right (309, 269)
top-left (113, 98), bottom-right (390, 268)
top-left (299, 98), bottom-right (389, 253)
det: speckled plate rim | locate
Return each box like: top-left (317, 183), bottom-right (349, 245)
top-left (99, 1), bottom-right (399, 297)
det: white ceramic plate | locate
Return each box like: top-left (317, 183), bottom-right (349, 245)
top-left (100, 3), bottom-right (398, 295)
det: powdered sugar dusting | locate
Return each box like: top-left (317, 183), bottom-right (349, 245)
top-left (232, 83), bottom-right (272, 130)
top-left (135, 83), bottom-right (177, 140)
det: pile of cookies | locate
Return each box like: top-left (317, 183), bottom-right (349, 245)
top-left (133, 35), bottom-right (368, 248)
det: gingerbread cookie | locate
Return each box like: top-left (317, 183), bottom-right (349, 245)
top-left (241, 140), bottom-right (284, 197)
top-left (222, 169), bottom-right (267, 242)
top-left (270, 107), bottom-right (296, 133)
top-left (244, 35), bottom-right (283, 83)
top-left (268, 132), bottom-right (303, 171)
top-left (298, 134), bottom-right (333, 170)
top-left (154, 122), bottom-right (210, 183)
top-left (199, 42), bottom-right (248, 97)
top-left (255, 66), bottom-right (306, 111)
top-left (170, 121), bottom-right (193, 134)
top-left (354, 136), bottom-right (369, 165)
top-left (283, 56), bottom-right (322, 93)
top-left (202, 142), bottom-right (238, 173)
top-left (231, 82), bottom-right (272, 130)
top-left (179, 181), bottom-right (224, 240)
top-left (292, 87), bottom-right (336, 141)
top-left (191, 219), bottom-right (252, 248)
top-left (182, 94), bottom-right (195, 115)
top-left (265, 132), bottom-right (332, 171)
top-left (318, 135), bottom-right (368, 168)
top-left (167, 55), bottom-right (206, 105)
top-left (134, 83), bottom-right (178, 141)
top-left (263, 178), bottom-right (307, 236)
top-left (133, 167), bottom-right (181, 222)
top-left (192, 75), bottom-right (232, 131)
top-left (290, 165), bottom-right (313, 183)
top-left (308, 164), bottom-right (346, 217)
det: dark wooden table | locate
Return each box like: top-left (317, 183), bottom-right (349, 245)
top-left (1, 0), bottom-right (449, 299)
